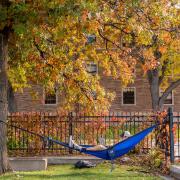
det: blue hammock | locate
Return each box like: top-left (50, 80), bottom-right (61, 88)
top-left (47, 124), bottom-right (156, 160)
top-left (0, 120), bottom-right (156, 161)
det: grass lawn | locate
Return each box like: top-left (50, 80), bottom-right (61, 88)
top-left (0, 163), bottom-right (162, 180)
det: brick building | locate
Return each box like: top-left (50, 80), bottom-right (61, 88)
top-left (14, 64), bottom-right (180, 112)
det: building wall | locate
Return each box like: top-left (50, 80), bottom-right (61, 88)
top-left (173, 85), bottom-right (180, 112)
top-left (101, 73), bottom-right (180, 112)
top-left (14, 75), bottom-right (180, 112)
top-left (14, 85), bottom-right (61, 112)
top-left (101, 74), bottom-right (152, 112)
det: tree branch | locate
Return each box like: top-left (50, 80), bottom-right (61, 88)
top-left (62, 73), bottom-right (92, 101)
top-left (33, 40), bottom-right (46, 59)
top-left (159, 79), bottom-right (180, 106)
top-left (33, 39), bottom-right (54, 69)
top-left (98, 29), bottom-right (123, 50)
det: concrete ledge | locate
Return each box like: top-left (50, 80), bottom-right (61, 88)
top-left (170, 165), bottom-right (180, 180)
top-left (46, 156), bottom-right (104, 165)
top-left (9, 157), bottom-right (47, 171)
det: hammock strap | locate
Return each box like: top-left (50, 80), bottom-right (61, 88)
top-left (0, 120), bottom-right (44, 139)
top-left (110, 160), bottom-right (115, 172)
top-left (0, 120), bottom-right (69, 148)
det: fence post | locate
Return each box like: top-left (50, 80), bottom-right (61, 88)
top-left (69, 112), bottom-right (73, 154)
top-left (168, 107), bottom-right (174, 163)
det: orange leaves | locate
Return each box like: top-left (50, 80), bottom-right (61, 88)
top-left (34, 36), bottom-right (41, 44)
top-left (6, 0), bottom-right (180, 113)
top-left (94, 0), bottom-right (179, 91)
top-left (156, 110), bottom-right (167, 124)
top-left (152, 16), bottom-right (160, 25)
top-left (160, 32), bottom-right (172, 44)
top-left (142, 60), bottom-right (159, 73)
top-left (159, 46), bottom-right (167, 54)
top-left (172, 126), bottom-right (176, 133)
top-left (123, 27), bottom-right (131, 34)
top-left (141, 48), bottom-right (162, 72)
top-left (81, 10), bottom-right (89, 22)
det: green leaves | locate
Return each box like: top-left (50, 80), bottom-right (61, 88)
top-left (0, 7), bottom-right (7, 30)
top-left (11, 2), bottom-right (28, 14)
top-left (13, 23), bottom-right (27, 36)
top-left (0, 7), bottom-right (7, 21)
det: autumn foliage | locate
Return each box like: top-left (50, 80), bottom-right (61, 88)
top-left (0, 0), bottom-right (179, 112)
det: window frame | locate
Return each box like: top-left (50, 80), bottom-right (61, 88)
top-left (43, 88), bottom-right (58, 106)
top-left (86, 62), bottom-right (98, 75)
top-left (122, 87), bottom-right (136, 106)
top-left (159, 89), bottom-right (174, 105)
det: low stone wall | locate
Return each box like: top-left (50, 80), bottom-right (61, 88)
top-left (170, 165), bottom-right (180, 180)
top-left (47, 156), bottom-right (104, 165)
top-left (9, 157), bottom-right (47, 171)
top-left (9, 156), bottom-right (103, 171)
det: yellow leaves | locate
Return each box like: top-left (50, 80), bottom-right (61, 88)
top-left (98, 50), bottom-right (136, 86)
top-left (137, 30), bottom-right (152, 46)
top-left (159, 32), bottom-right (172, 44)
top-left (29, 90), bottom-right (39, 100)
top-left (170, 39), bottom-right (180, 51)
top-left (143, 48), bottom-right (154, 60)
top-left (6, 0), bottom-right (179, 113)
top-left (8, 66), bottom-right (30, 92)
top-left (152, 16), bottom-right (160, 25)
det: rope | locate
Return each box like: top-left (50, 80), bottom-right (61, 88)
top-left (0, 120), bottom-right (44, 139)
top-left (0, 120), bottom-right (72, 149)
top-left (110, 160), bottom-right (115, 172)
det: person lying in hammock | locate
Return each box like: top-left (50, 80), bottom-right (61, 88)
top-left (69, 131), bottom-right (131, 151)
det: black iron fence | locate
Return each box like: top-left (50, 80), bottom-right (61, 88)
top-left (7, 109), bottom-right (180, 161)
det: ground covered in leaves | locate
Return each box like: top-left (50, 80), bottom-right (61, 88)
top-left (0, 163), bottom-right (162, 180)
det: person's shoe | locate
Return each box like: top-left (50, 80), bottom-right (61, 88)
top-left (73, 143), bottom-right (83, 151)
top-left (69, 135), bottom-right (74, 148)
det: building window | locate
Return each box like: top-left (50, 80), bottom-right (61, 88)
top-left (86, 62), bottom-right (98, 74)
top-left (44, 88), bottom-right (57, 105)
top-left (122, 87), bottom-right (136, 105)
top-left (86, 34), bottom-right (96, 44)
top-left (160, 89), bottom-right (173, 105)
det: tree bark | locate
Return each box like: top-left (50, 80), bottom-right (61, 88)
top-left (147, 68), bottom-right (180, 111)
top-left (159, 79), bottom-right (180, 108)
top-left (0, 0), bottom-right (11, 174)
top-left (0, 28), bottom-right (9, 174)
top-left (147, 69), bottom-right (160, 111)
top-left (7, 81), bottom-right (17, 113)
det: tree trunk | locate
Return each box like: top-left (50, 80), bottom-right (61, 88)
top-left (147, 69), bottom-right (161, 111)
top-left (147, 68), bottom-right (180, 111)
top-left (0, 28), bottom-right (9, 174)
top-left (8, 81), bottom-right (17, 113)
